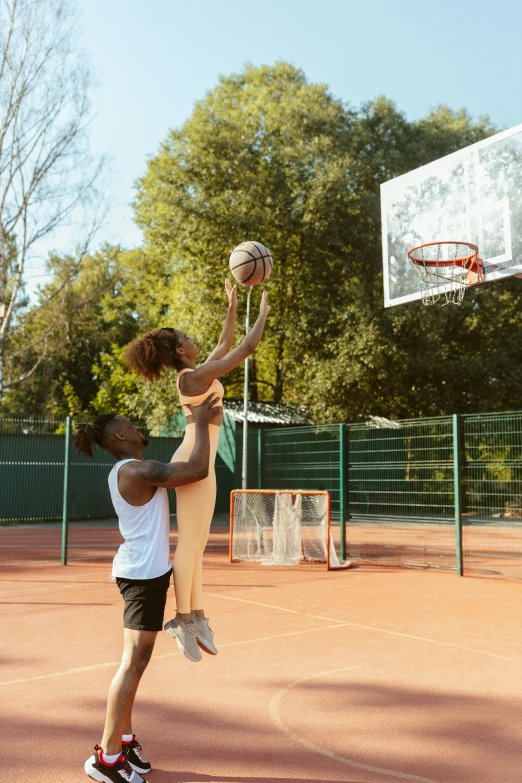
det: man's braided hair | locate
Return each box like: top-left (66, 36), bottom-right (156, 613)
top-left (72, 414), bottom-right (118, 459)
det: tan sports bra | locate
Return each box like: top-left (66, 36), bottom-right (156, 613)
top-left (177, 368), bottom-right (224, 416)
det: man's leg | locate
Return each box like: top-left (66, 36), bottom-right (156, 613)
top-left (100, 629), bottom-right (157, 756)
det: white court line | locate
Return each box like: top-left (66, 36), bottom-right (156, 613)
top-left (3, 589), bottom-right (520, 687)
top-left (207, 592), bottom-right (522, 664)
top-left (0, 580), bottom-right (110, 598)
top-left (269, 666), bottom-right (438, 783)
top-left (0, 623), bottom-right (346, 687)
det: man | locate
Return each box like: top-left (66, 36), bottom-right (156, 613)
top-left (72, 394), bottom-right (221, 783)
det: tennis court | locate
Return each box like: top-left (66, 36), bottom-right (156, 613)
top-left (2, 549), bottom-right (522, 783)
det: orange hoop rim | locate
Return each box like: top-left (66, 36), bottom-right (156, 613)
top-left (408, 241), bottom-right (480, 270)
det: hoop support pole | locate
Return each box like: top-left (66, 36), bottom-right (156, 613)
top-left (242, 287), bottom-right (253, 490)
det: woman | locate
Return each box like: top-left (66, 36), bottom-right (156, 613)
top-left (125, 280), bottom-right (270, 662)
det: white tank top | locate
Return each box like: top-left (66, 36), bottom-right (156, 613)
top-left (109, 458), bottom-right (172, 580)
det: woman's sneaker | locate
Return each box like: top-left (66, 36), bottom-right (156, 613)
top-left (192, 613), bottom-right (218, 655)
top-left (122, 736), bottom-right (151, 774)
top-left (164, 615), bottom-right (202, 662)
top-left (85, 745), bottom-right (146, 782)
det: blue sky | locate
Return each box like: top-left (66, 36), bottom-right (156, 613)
top-left (28, 0), bottom-right (522, 288)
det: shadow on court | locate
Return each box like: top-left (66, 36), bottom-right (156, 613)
top-left (80, 683), bottom-right (522, 783)
top-left (4, 680), bottom-right (522, 783)
top-left (3, 557), bottom-right (522, 783)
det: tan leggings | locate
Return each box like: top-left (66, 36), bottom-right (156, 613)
top-left (171, 423), bottom-right (219, 614)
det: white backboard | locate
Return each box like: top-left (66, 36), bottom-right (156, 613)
top-left (381, 123), bottom-right (522, 307)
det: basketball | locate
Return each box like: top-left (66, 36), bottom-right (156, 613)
top-left (229, 241), bottom-right (273, 285)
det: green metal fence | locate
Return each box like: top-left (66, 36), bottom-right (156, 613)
top-left (348, 416), bottom-right (458, 572)
top-left (262, 413), bottom-right (522, 579)
top-left (462, 412), bottom-right (522, 580)
top-left (2, 411), bottom-right (522, 579)
top-left (0, 416), bottom-right (230, 566)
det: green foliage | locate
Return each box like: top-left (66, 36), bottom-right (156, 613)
top-left (3, 246), bottom-right (139, 417)
top-left (133, 62), bottom-right (520, 422)
top-left (134, 62), bottom-right (361, 404)
top-left (92, 344), bottom-right (179, 435)
top-left (6, 63), bottom-right (522, 425)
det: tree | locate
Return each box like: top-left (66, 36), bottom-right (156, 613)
top-left (134, 62), bottom-right (360, 404)
top-left (0, 0), bottom-right (104, 406)
top-left (7, 62), bottom-right (520, 426)
top-left (4, 246), bottom-right (138, 417)
top-left (299, 99), bottom-right (522, 421)
top-left (132, 62), bottom-right (519, 424)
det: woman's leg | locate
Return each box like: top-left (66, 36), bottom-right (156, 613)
top-left (172, 479), bottom-right (209, 615)
top-left (172, 424), bottom-right (219, 617)
top-left (190, 527), bottom-right (211, 612)
top-left (190, 448), bottom-right (217, 612)
top-left (171, 426), bottom-right (202, 617)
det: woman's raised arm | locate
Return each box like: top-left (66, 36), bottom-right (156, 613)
top-left (204, 279), bottom-right (237, 363)
top-left (186, 291), bottom-right (271, 393)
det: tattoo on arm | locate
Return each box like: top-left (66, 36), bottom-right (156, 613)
top-left (134, 460), bottom-right (172, 484)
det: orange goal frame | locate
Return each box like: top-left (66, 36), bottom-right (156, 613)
top-left (229, 489), bottom-right (342, 570)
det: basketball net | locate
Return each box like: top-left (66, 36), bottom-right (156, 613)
top-left (408, 242), bottom-right (482, 307)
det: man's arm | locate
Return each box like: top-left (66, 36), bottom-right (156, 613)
top-left (118, 395), bottom-right (221, 504)
top-left (133, 430), bottom-right (210, 489)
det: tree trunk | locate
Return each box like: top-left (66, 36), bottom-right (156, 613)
top-left (274, 334), bottom-right (285, 402)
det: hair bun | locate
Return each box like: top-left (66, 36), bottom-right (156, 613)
top-left (125, 328), bottom-right (181, 382)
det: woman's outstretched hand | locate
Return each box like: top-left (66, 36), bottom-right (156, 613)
top-left (259, 290), bottom-right (271, 319)
top-left (225, 278), bottom-right (237, 309)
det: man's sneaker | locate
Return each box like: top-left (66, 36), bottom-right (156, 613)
top-left (164, 615), bottom-right (202, 662)
top-left (85, 745), bottom-right (146, 782)
top-left (192, 613), bottom-right (218, 655)
top-left (122, 736), bottom-right (151, 774)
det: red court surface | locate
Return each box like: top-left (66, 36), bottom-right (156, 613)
top-left (2, 552), bottom-right (522, 783)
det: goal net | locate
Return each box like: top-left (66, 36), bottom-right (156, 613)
top-left (229, 490), bottom-right (351, 570)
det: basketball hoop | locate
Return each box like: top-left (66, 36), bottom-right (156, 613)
top-left (407, 241), bottom-right (483, 306)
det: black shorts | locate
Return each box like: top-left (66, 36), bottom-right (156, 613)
top-left (116, 568), bottom-right (172, 632)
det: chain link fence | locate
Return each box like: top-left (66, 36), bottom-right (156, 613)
top-left (1, 411), bottom-right (521, 579)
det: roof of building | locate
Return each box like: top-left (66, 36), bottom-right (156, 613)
top-left (223, 399), bottom-right (310, 425)
top-left (365, 415), bottom-right (401, 429)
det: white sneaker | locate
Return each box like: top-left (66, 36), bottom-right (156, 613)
top-left (192, 613), bottom-right (218, 655)
top-left (164, 615), bottom-right (202, 662)
top-left (85, 745), bottom-right (145, 782)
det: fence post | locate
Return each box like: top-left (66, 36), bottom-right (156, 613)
top-left (257, 428), bottom-right (263, 489)
top-left (339, 423), bottom-right (346, 561)
top-left (61, 416), bottom-right (71, 566)
top-left (453, 414), bottom-right (463, 576)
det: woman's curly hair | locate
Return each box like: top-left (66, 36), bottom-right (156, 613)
top-left (125, 328), bottom-right (182, 382)
top-left (72, 414), bottom-right (118, 459)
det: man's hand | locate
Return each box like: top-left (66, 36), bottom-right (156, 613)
top-left (188, 393), bottom-right (222, 424)
top-left (225, 278), bottom-right (237, 309)
top-left (259, 290), bottom-right (271, 319)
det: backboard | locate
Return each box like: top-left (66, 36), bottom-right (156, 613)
top-left (381, 123), bottom-right (522, 307)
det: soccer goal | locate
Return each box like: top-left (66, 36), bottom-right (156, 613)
top-left (229, 490), bottom-right (351, 570)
